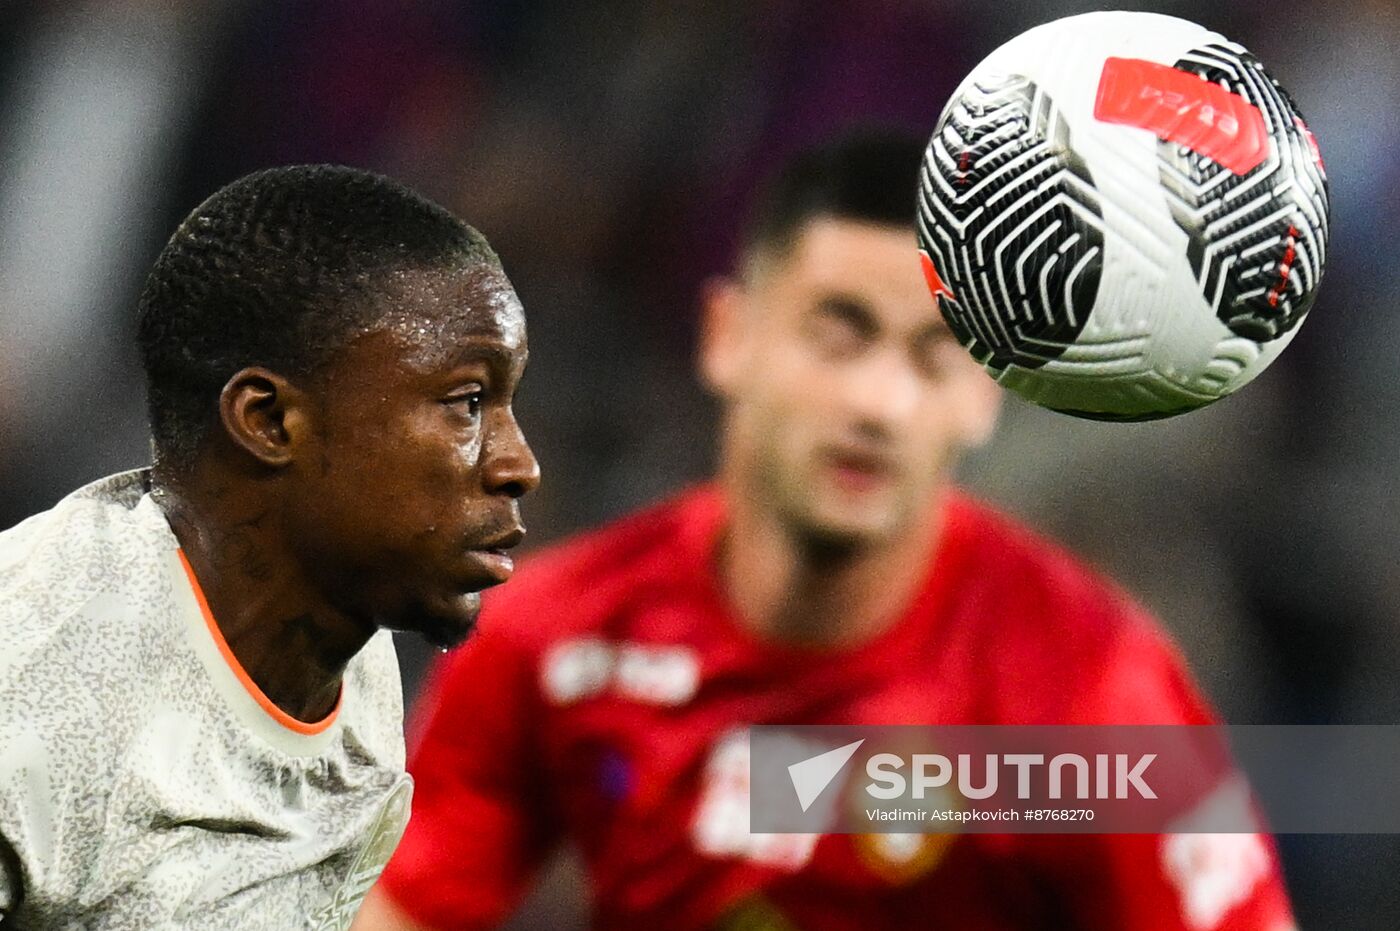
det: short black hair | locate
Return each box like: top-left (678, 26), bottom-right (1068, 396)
top-left (740, 129), bottom-right (927, 261)
top-left (137, 164), bottom-right (497, 471)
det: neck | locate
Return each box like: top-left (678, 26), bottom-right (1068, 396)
top-left (717, 476), bottom-right (945, 650)
top-left (153, 467), bottom-right (374, 723)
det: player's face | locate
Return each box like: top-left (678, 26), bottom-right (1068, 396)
top-left (703, 218), bottom-right (1000, 546)
top-left (287, 263), bottom-right (539, 647)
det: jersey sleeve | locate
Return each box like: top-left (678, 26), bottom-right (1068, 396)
top-left (1027, 614), bottom-right (1296, 931)
top-left (375, 622), bottom-right (558, 930)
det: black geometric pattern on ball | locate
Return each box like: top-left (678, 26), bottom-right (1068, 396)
top-left (917, 73), bottom-right (1105, 371)
top-left (1159, 43), bottom-right (1331, 342)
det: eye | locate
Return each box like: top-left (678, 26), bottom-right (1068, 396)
top-left (443, 387), bottom-right (485, 419)
top-left (804, 303), bottom-right (873, 358)
top-left (912, 330), bottom-right (966, 380)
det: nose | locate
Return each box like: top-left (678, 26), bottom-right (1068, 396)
top-left (483, 411), bottom-right (540, 499)
top-left (841, 346), bottom-right (923, 431)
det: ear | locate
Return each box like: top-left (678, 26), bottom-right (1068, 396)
top-left (217, 367), bottom-right (311, 468)
top-left (697, 275), bottom-right (750, 397)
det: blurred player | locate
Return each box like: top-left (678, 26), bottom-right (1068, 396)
top-left (0, 166), bottom-right (538, 927)
top-left (355, 134), bottom-right (1293, 930)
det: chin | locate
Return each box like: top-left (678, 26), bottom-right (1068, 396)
top-left (402, 591), bottom-right (483, 650)
top-left (769, 471), bottom-right (914, 550)
top-left (809, 496), bottom-right (906, 541)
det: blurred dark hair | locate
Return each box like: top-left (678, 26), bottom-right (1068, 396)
top-left (137, 164), bottom-right (497, 472)
top-left (739, 129), bottom-right (926, 260)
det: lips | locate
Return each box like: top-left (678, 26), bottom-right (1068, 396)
top-left (479, 525), bottom-right (526, 551)
top-left (465, 548), bottom-right (515, 585)
top-left (821, 447), bottom-right (898, 493)
top-left (467, 524), bottom-right (525, 584)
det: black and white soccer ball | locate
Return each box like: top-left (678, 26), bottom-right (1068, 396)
top-left (917, 11), bottom-right (1330, 420)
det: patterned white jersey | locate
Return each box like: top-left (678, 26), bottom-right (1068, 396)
top-left (0, 471), bottom-right (411, 930)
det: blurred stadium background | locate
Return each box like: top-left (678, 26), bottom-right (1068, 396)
top-left (0, 0), bottom-right (1396, 926)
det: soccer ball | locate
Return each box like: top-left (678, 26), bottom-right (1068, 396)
top-left (916, 12), bottom-right (1330, 420)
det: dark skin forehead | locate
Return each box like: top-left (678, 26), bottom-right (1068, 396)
top-left (370, 262), bottom-right (527, 372)
top-left (305, 263), bottom-right (528, 418)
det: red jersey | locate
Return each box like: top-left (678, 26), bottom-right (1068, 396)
top-left (380, 486), bottom-right (1294, 931)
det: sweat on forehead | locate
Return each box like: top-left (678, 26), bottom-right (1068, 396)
top-left (137, 164), bottom-right (502, 471)
top-left (372, 264), bottom-right (526, 364)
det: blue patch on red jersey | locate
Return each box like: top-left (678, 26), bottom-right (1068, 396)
top-left (597, 747), bottom-right (635, 802)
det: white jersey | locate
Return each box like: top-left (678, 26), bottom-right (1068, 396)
top-left (0, 471), bottom-right (411, 930)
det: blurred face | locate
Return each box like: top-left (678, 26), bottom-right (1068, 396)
top-left (287, 263), bottom-right (539, 647)
top-left (702, 218), bottom-right (1000, 547)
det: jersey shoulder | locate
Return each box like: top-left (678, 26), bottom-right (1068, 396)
top-left (946, 490), bottom-right (1145, 624)
top-left (0, 474), bottom-right (192, 893)
top-left (478, 485), bottom-right (721, 648)
top-left (0, 471), bottom-right (171, 675)
top-left (945, 491), bottom-right (1204, 724)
